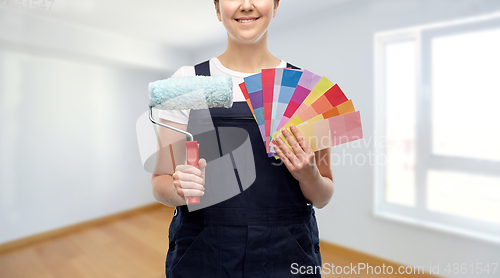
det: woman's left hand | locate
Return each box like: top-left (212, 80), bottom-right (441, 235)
top-left (273, 125), bottom-right (320, 184)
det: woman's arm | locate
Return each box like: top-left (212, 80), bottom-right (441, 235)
top-left (152, 173), bottom-right (186, 207)
top-left (273, 125), bottom-right (334, 209)
top-left (301, 148), bottom-right (334, 209)
top-left (151, 119), bottom-right (205, 207)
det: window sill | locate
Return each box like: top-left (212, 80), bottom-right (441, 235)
top-left (372, 210), bottom-right (500, 246)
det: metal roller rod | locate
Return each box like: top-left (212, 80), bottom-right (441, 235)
top-left (149, 106), bottom-right (194, 142)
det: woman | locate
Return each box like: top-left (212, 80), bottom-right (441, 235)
top-left (151, 0), bottom-right (334, 277)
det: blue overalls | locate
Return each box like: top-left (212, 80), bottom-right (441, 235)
top-left (165, 61), bottom-right (322, 278)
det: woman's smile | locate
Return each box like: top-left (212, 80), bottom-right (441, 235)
top-left (234, 16), bottom-right (261, 28)
top-left (235, 17), bottom-right (260, 24)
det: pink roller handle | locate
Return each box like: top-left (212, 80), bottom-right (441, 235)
top-left (185, 141), bottom-right (200, 204)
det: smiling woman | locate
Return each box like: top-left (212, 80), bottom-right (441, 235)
top-left (216, 0), bottom-right (277, 39)
top-left (213, 0), bottom-right (283, 73)
top-left (151, 0), bottom-right (334, 277)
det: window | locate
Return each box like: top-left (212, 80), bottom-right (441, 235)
top-left (374, 13), bottom-right (500, 243)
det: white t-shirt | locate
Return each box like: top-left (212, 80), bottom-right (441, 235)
top-left (158, 57), bottom-right (287, 124)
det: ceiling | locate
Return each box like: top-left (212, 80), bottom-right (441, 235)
top-left (25, 0), bottom-right (353, 49)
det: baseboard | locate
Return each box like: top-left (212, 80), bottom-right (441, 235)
top-left (319, 240), bottom-right (441, 277)
top-left (0, 202), bottom-right (170, 254)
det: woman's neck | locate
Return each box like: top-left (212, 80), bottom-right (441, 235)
top-left (217, 33), bottom-right (281, 74)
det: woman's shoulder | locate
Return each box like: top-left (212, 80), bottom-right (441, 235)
top-left (170, 59), bottom-right (214, 77)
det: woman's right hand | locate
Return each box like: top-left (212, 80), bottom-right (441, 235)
top-left (172, 158), bottom-right (207, 204)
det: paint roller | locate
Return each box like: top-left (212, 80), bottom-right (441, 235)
top-left (148, 75), bottom-right (233, 204)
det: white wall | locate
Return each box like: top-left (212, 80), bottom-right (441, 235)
top-left (194, 0), bottom-right (500, 276)
top-left (0, 11), bottom-right (190, 244)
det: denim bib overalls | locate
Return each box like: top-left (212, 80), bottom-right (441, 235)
top-left (165, 61), bottom-right (322, 278)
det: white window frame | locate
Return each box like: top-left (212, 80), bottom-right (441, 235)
top-left (374, 12), bottom-right (500, 245)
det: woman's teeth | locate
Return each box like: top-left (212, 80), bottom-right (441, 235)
top-left (237, 18), bottom-right (257, 23)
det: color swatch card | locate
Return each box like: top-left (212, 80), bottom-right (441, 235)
top-left (276, 70), bottom-right (323, 131)
top-left (269, 68), bottom-right (303, 152)
top-left (243, 73), bottom-right (266, 147)
top-left (271, 111), bottom-right (363, 154)
top-left (270, 68), bottom-right (284, 152)
top-left (238, 68), bottom-right (363, 159)
top-left (307, 100), bottom-right (355, 123)
top-left (270, 99), bottom-right (358, 154)
top-left (277, 84), bottom-right (348, 132)
top-left (262, 68), bottom-right (275, 152)
top-left (288, 76), bottom-right (335, 122)
top-left (239, 82), bottom-right (255, 119)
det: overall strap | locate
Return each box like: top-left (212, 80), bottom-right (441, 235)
top-left (194, 60), bottom-right (211, 76)
top-left (286, 62), bottom-right (301, 70)
top-left (191, 60), bottom-right (246, 204)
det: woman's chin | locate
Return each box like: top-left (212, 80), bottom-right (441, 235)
top-left (229, 32), bottom-right (268, 45)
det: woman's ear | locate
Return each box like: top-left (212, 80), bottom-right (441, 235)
top-left (273, 0), bottom-right (280, 17)
top-left (215, 1), bottom-right (222, 22)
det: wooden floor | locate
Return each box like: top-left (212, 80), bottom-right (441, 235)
top-left (0, 205), bottom-right (438, 278)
